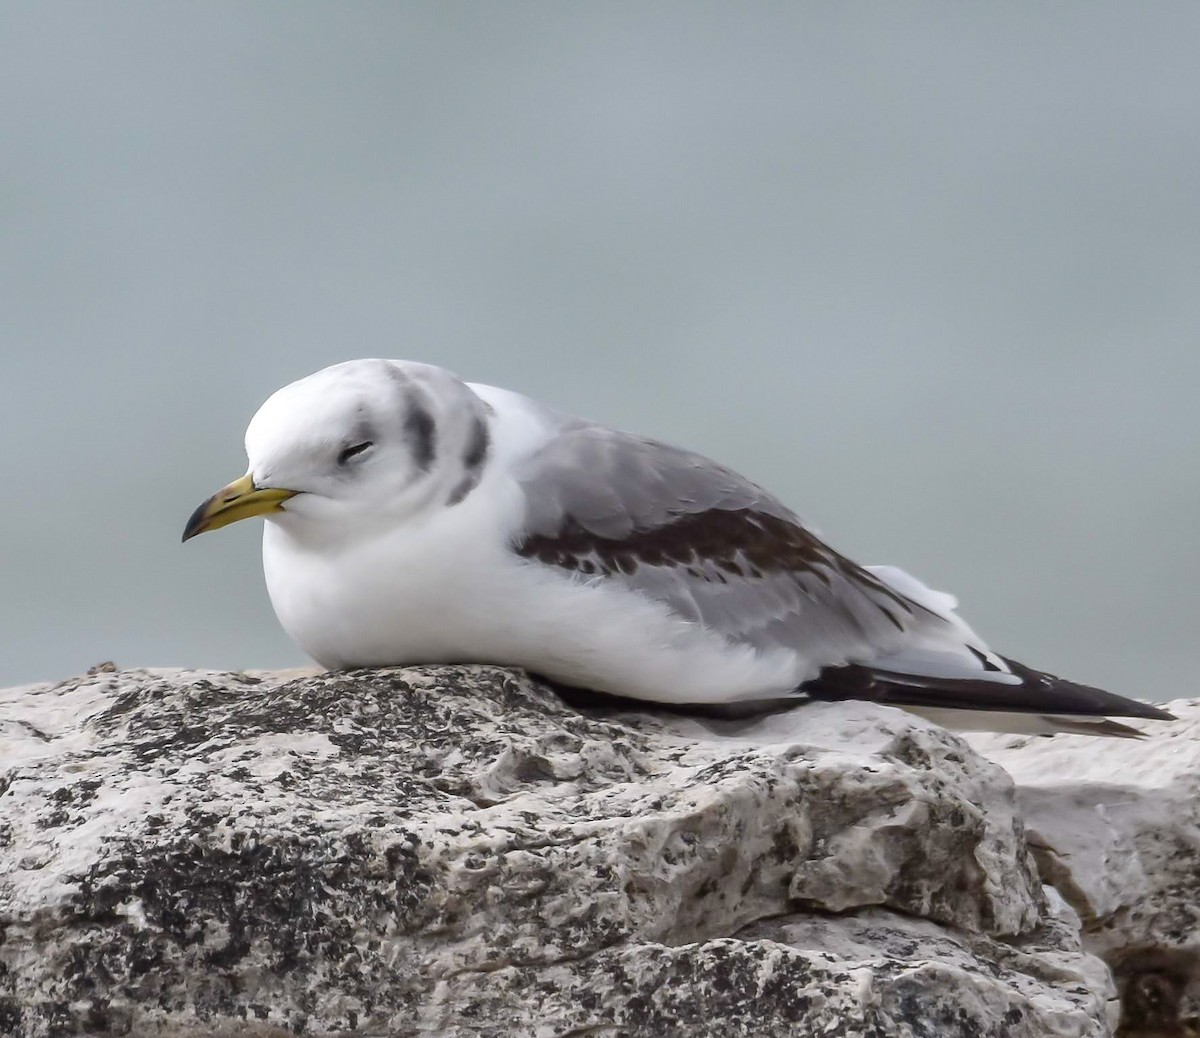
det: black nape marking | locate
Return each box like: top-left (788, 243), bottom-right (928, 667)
top-left (404, 395), bottom-right (437, 472)
top-left (445, 414), bottom-right (492, 507)
top-left (445, 476), bottom-right (475, 507)
top-left (462, 414), bottom-right (490, 470)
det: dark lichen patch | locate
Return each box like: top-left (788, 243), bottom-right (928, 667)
top-left (57, 822), bottom-right (436, 1028)
top-left (36, 810), bottom-right (71, 831)
top-left (540, 942), bottom-right (847, 1034)
top-left (0, 998), bottom-right (21, 1032)
top-left (48, 779), bottom-right (102, 813)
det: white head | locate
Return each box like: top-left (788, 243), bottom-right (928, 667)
top-left (182, 359), bottom-right (492, 543)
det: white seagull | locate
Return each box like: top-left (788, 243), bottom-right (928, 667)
top-left (183, 359), bottom-right (1173, 737)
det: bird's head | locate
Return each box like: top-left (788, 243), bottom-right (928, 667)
top-left (182, 359), bottom-right (492, 544)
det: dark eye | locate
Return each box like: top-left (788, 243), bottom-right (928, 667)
top-left (337, 441), bottom-right (373, 465)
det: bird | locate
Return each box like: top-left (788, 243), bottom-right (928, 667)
top-left (183, 358), bottom-right (1174, 737)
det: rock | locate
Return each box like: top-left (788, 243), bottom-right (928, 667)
top-left (968, 704), bottom-right (1200, 1038)
top-left (1, 666), bottom-right (1114, 1036)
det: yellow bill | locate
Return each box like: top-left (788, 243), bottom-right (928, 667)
top-left (182, 474), bottom-right (297, 542)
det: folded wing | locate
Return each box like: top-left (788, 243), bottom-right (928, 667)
top-left (511, 421), bottom-right (1173, 733)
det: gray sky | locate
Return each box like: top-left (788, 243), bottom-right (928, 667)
top-left (3, 3), bottom-right (1197, 701)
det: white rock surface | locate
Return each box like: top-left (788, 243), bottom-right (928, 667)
top-left (969, 703), bottom-right (1200, 1037)
top-left (0, 666), bottom-right (1129, 1036)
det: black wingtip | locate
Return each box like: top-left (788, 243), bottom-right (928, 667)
top-left (997, 656), bottom-right (1176, 721)
top-left (803, 656), bottom-right (1177, 724)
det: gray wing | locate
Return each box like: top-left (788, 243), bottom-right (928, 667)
top-left (509, 421), bottom-right (932, 674)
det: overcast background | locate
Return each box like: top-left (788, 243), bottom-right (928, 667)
top-left (2, 4), bottom-right (1196, 703)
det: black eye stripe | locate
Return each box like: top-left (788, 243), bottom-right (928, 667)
top-left (337, 442), bottom-right (373, 465)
